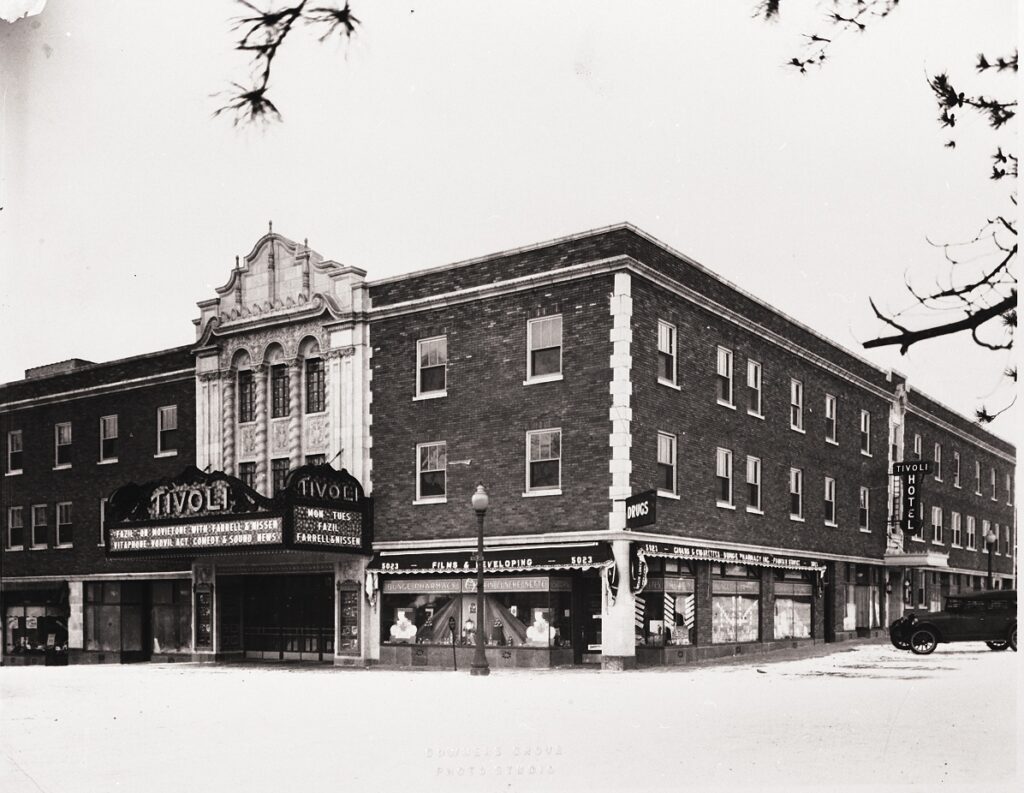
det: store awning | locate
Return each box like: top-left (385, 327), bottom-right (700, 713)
top-left (367, 543), bottom-right (614, 575)
top-left (636, 541), bottom-right (826, 573)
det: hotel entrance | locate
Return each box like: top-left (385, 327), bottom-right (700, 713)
top-left (218, 573), bottom-right (334, 662)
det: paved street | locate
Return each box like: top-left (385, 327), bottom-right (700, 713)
top-left (1, 642), bottom-right (1018, 793)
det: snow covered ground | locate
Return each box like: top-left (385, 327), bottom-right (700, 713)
top-left (1, 641), bottom-right (1018, 793)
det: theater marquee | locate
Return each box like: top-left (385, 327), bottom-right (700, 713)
top-left (105, 464), bottom-right (372, 556)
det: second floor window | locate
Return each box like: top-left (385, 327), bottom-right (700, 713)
top-left (931, 506), bottom-right (942, 544)
top-left (306, 358), bottom-right (326, 413)
top-left (974, 460), bottom-right (981, 494)
top-left (99, 415), bottom-right (118, 462)
top-left (990, 468), bottom-right (997, 501)
top-left (747, 360), bottom-right (762, 416)
top-left (657, 432), bottom-right (676, 495)
top-left (239, 462), bottom-right (257, 491)
top-left (824, 477), bottom-right (836, 525)
top-left (31, 504), bottom-right (47, 547)
top-left (716, 347), bottom-right (733, 405)
top-left (966, 515), bottom-right (977, 550)
top-left (790, 468), bottom-right (803, 519)
top-left (271, 458), bottom-right (290, 496)
top-left (860, 411), bottom-right (871, 455)
top-left (933, 444), bottom-right (942, 481)
top-left (271, 364), bottom-right (290, 418)
top-left (1007, 473), bottom-right (1013, 505)
top-left (825, 394), bottom-right (837, 443)
top-left (527, 316), bottom-right (562, 380)
top-left (858, 487), bottom-right (870, 531)
top-left (7, 430), bottom-right (23, 473)
top-left (238, 370), bottom-right (255, 423)
top-left (746, 456), bottom-right (761, 512)
top-left (658, 322), bottom-right (676, 385)
top-left (913, 433), bottom-right (922, 459)
top-left (55, 422), bottom-right (72, 467)
top-left (527, 428), bottom-right (561, 492)
top-left (57, 502), bottom-right (73, 547)
top-left (951, 511), bottom-right (962, 547)
top-left (7, 506), bottom-right (23, 549)
top-left (417, 441), bottom-right (447, 500)
top-left (417, 336), bottom-right (447, 396)
top-left (157, 406), bottom-right (178, 454)
top-left (715, 447), bottom-right (733, 506)
top-left (953, 451), bottom-right (961, 488)
top-left (790, 379), bottom-right (803, 431)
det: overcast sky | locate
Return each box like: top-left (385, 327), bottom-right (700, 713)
top-left (0, 1), bottom-right (1017, 440)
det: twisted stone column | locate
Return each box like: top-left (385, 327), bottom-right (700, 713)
top-left (253, 364), bottom-right (268, 494)
top-left (221, 371), bottom-right (235, 476)
top-left (288, 359), bottom-right (302, 468)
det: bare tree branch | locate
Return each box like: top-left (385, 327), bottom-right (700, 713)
top-left (864, 294), bottom-right (1016, 353)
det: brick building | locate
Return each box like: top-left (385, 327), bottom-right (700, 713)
top-left (1, 223), bottom-right (1016, 668)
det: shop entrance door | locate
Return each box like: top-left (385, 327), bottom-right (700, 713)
top-left (573, 573), bottom-right (603, 665)
top-left (235, 574), bottom-right (334, 662)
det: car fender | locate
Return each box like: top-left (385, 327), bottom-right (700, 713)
top-left (912, 622), bottom-right (945, 643)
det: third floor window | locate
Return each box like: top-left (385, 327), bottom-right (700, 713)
top-left (238, 370), bottom-right (255, 423)
top-left (99, 415), bottom-right (118, 462)
top-left (417, 336), bottom-right (447, 396)
top-left (305, 358), bottom-right (325, 414)
top-left (825, 394), bottom-right (837, 443)
top-left (746, 360), bottom-right (762, 416)
top-left (55, 422), bottom-right (72, 467)
top-left (7, 430), bottom-right (23, 474)
top-left (658, 321), bottom-right (676, 386)
top-left (716, 347), bottom-right (733, 406)
top-left (790, 379), bottom-right (804, 431)
top-left (270, 364), bottom-right (290, 418)
top-left (527, 316), bottom-right (562, 381)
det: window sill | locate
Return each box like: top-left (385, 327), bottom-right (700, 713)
top-left (154, 450), bottom-right (178, 459)
top-left (5, 470), bottom-right (23, 477)
top-left (951, 544), bottom-right (963, 549)
top-left (54, 543), bottom-right (73, 550)
top-left (53, 464), bottom-right (72, 471)
top-left (860, 451), bottom-right (873, 458)
top-left (789, 515), bottom-right (805, 523)
top-left (953, 484), bottom-right (961, 489)
top-left (413, 391), bottom-right (447, 402)
top-left (5, 546), bottom-right (23, 552)
top-left (413, 498), bottom-right (447, 505)
top-left (931, 540), bottom-right (944, 546)
top-left (29, 545), bottom-right (47, 551)
top-left (716, 400), bottom-right (736, 411)
top-left (97, 458), bottom-right (119, 466)
top-left (824, 521), bottom-right (838, 528)
top-left (746, 507), bottom-right (764, 515)
top-left (716, 502), bottom-right (736, 510)
top-left (523, 373), bottom-right (563, 386)
top-left (911, 536), bottom-right (925, 543)
top-left (304, 410), bottom-right (328, 417)
top-left (658, 379), bottom-right (681, 391)
top-left (825, 438), bottom-right (838, 447)
top-left (657, 490), bottom-right (680, 500)
top-left (747, 411), bottom-right (765, 421)
top-left (934, 478), bottom-right (943, 484)
top-left (522, 489), bottom-right (562, 498)
top-left (790, 426), bottom-right (806, 435)
top-left (859, 528), bottom-right (871, 533)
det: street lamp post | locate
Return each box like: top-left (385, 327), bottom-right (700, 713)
top-left (985, 528), bottom-right (998, 590)
top-left (470, 484), bottom-right (490, 676)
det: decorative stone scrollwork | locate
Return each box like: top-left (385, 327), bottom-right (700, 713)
top-left (324, 346), bottom-right (356, 360)
top-left (288, 360), bottom-right (302, 467)
top-left (238, 425), bottom-right (257, 459)
top-left (254, 364), bottom-right (268, 492)
top-left (222, 374), bottom-right (236, 474)
top-left (219, 323), bottom-right (331, 369)
top-left (304, 414), bottom-right (329, 451)
top-left (270, 418), bottom-right (289, 455)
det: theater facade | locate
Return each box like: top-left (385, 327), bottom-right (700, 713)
top-left (1, 224), bottom-right (1016, 668)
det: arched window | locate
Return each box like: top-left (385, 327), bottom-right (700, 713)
top-left (299, 338), bottom-right (325, 414)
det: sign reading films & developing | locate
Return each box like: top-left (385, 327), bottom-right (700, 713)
top-left (105, 464), bottom-right (371, 555)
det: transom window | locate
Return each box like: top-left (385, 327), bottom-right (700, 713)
top-left (716, 347), bottom-right (733, 405)
top-left (790, 380), bottom-right (804, 431)
top-left (99, 415), bottom-right (118, 462)
top-left (825, 394), bottom-right (837, 443)
top-left (746, 360), bottom-right (762, 416)
top-left (658, 322), bottom-right (677, 386)
top-left (55, 422), bottom-right (72, 467)
top-left (527, 428), bottom-right (561, 492)
top-left (57, 502), bottom-right (73, 547)
top-left (31, 504), bottom-right (47, 548)
top-left (824, 477), bottom-right (836, 525)
top-left (417, 336), bottom-right (448, 396)
top-left (7, 429), bottom-right (23, 473)
top-left (931, 506), bottom-right (942, 544)
top-left (789, 468), bottom-right (803, 519)
top-left (859, 410), bottom-right (871, 455)
top-left (271, 364), bottom-right (290, 418)
top-left (858, 487), bottom-right (870, 532)
top-left (715, 447), bottom-right (733, 506)
top-left (746, 456), bottom-right (761, 512)
top-left (305, 358), bottom-right (326, 414)
top-left (238, 370), bottom-right (256, 423)
top-left (657, 432), bottom-right (677, 496)
top-left (527, 316), bottom-right (562, 380)
top-left (157, 405), bottom-right (178, 454)
top-left (933, 443), bottom-right (942, 481)
top-left (417, 442), bottom-right (447, 501)
top-left (6, 506), bottom-right (23, 550)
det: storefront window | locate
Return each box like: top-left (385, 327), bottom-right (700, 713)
top-left (711, 564), bottom-right (760, 644)
top-left (380, 578), bottom-right (573, 648)
top-left (5, 604), bottom-right (66, 654)
top-left (773, 570), bottom-right (813, 639)
top-left (151, 579), bottom-right (191, 653)
top-left (636, 558), bottom-right (696, 646)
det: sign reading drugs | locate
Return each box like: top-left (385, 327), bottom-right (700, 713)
top-left (625, 490), bottom-right (657, 529)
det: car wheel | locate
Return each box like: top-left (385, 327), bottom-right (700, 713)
top-left (891, 638), bottom-right (910, 650)
top-left (909, 628), bottom-right (938, 655)
top-left (1010, 626), bottom-right (1018, 653)
top-left (985, 640), bottom-right (1009, 651)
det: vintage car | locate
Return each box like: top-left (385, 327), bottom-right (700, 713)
top-left (889, 590), bottom-right (1017, 655)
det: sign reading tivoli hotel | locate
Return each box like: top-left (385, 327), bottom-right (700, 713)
top-left (106, 464), bottom-right (372, 555)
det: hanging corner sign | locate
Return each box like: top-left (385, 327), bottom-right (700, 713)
top-left (892, 461), bottom-right (931, 534)
top-left (625, 490), bottom-right (657, 529)
top-left (891, 461), bottom-right (932, 476)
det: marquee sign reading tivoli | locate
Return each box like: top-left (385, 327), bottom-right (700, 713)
top-left (105, 464), bottom-right (371, 555)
